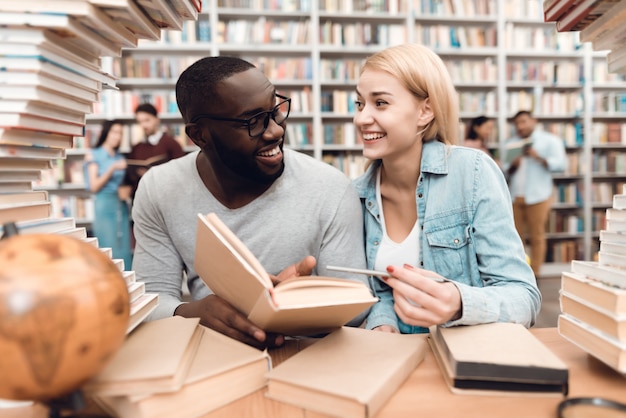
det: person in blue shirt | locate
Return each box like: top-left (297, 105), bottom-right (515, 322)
top-left (352, 43), bottom-right (540, 334)
top-left (503, 111), bottom-right (567, 277)
top-left (84, 119), bottom-right (133, 269)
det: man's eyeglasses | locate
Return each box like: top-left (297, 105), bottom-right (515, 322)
top-left (190, 94), bottom-right (291, 138)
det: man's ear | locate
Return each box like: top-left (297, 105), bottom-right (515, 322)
top-left (185, 123), bottom-right (206, 148)
top-left (417, 97), bottom-right (434, 127)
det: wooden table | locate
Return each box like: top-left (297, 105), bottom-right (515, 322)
top-left (7, 328), bottom-right (626, 418)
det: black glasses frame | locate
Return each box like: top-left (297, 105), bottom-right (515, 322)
top-left (190, 94), bottom-right (291, 138)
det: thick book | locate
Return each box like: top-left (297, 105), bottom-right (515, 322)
top-left (0, 143), bottom-right (66, 160)
top-left (600, 241), bottom-right (626, 257)
top-left (558, 313), bottom-right (626, 374)
top-left (94, 326), bottom-right (271, 418)
top-left (571, 260), bottom-right (626, 288)
top-left (0, 217), bottom-right (75, 236)
top-left (194, 212), bottom-right (377, 336)
top-left (0, 201), bottom-right (51, 225)
top-left (0, 127), bottom-right (74, 149)
top-left (0, 39), bottom-right (117, 87)
top-left (84, 316), bottom-right (202, 397)
top-left (580, 0), bottom-right (626, 43)
top-left (0, 170), bottom-right (41, 183)
top-left (0, 113), bottom-right (85, 137)
top-left (0, 101), bottom-right (86, 126)
top-left (0, 68), bottom-right (99, 102)
top-left (0, 84), bottom-right (94, 115)
top-left (544, 0), bottom-right (581, 22)
top-left (266, 327), bottom-right (427, 418)
top-left (560, 291), bottom-right (626, 341)
top-left (614, 193), bottom-right (626, 210)
top-left (0, 190), bottom-right (47, 205)
top-left (0, 1), bottom-right (138, 47)
top-left (0, 157), bottom-right (52, 171)
top-left (555, 0), bottom-right (621, 32)
top-left (429, 323), bottom-right (569, 395)
top-left (598, 251), bottom-right (626, 270)
top-left (88, 0), bottom-right (162, 40)
top-left (0, 55), bottom-right (101, 92)
top-left (561, 271), bottom-right (626, 314)
top-left (132, 0), bottom-right (184, 30)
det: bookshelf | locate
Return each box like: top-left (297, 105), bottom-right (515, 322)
top-left (72, 0), bottom-right (626, 263)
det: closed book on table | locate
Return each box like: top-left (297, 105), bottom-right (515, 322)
top-left (194, 212), bottom-right (377, 336)
top-left (429, 323), bottom-right (569, 396)
top-left (266, 327), bottom-right (428, 418)
top-left (84, 316), bottom-right (202, 397)
top-left (94, 326), bottom-right (271, 418)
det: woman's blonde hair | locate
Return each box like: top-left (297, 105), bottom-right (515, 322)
top-left (360, 43), bottom-right (459, 145)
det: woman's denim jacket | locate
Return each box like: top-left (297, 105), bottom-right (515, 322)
top-left (353, 140), bottom-right (541, 333)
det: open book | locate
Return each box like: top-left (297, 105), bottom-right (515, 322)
top-left (194, 213), bottom-right (377, 336)
top-left (503, 138), bottom-right (532, 165)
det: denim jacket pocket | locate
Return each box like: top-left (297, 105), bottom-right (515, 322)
top-left (425, 224), bottom-right (470, 279)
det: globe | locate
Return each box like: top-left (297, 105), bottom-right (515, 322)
top-left (0, 232), bottom-right (130, 401)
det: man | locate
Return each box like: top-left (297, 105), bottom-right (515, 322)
top-left (132, 56), bottom-right (370, 349)
top-left (125, 103), bottom-right (186, 198)
top-left (503, 110), bottom-right (567, 277)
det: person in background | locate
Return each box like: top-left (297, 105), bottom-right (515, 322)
top-left (503, 110), bottom-right (567, 278)
top-left (84, 120), bottom-right (132, 269)
top-left (125, 103), bottom-right (186, 199)
top-left (464, 115), bottom-right (494, 157)
top-left (352, 44), bottom-right (540, 334)
top-left (131, 56), bottom-right (371, 349)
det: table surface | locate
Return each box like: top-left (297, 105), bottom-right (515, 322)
top-left (6, 327), bottom-right (626, 418)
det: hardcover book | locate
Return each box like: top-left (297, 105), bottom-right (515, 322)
top-left (560, 291), bottom-right (626, 341)
top-left (94, 325), bottom-right (271, 418)
top-left (429, 323), bottom-right (569, 395)
top-left (571, 260), bottom-right (626, 288)
top-left (266, 327), bottom-right (428, 418)
top-left (194, 212), bottom-right (377, 336)
top-left (558, 313), bottom-right (626, 374)
top-left (561, 271), bottom-right (626, 315)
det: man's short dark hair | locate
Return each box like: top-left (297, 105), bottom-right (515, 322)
top-left (513, 110), bottom-right (533, 120)
top-left (135, 103), bottom-right (158, 117)
top-left (175, 56), bottom-right (256, 123)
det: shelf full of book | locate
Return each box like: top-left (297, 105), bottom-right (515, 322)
top-left (78, 0), bottom-right (626, 264)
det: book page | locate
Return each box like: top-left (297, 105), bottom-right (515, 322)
top-left (202, 213), bottom-right (271, 288)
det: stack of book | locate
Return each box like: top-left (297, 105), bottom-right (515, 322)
top-left (0, 1), bottom-right (200, 338)
top-left (543, 0), bottom-right (626, 74)
top-left (86, 316), bottom-right (270, 418)
top-left (559, 185), bottom-right (626, 374)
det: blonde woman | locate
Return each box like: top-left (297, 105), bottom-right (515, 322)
top-left (352, 44), bottom-right (540, 334)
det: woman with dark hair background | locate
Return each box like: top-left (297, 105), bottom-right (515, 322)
top-left (464, 115), bottom-right (495, 157)
top-left (84, 120), bottom-right (133, 268)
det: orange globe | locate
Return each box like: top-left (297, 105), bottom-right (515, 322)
top-left (0, 233), bottom-right (130, 401)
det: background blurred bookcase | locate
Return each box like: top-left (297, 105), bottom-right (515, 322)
top-left (65, 0), bottom-right (626, 264)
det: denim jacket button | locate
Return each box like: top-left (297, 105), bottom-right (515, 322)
top-left (374, 241), bottom-right (379, 246)
top-left (418, 193), bottom-right (423, 198)
top-left (454, 239), bottom-right (459, 244)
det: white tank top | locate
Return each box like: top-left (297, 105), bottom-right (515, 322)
top-left (373, 167), bottom-right (420, 272)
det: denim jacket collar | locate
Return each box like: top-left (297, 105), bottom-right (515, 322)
top-left (354, 139), bottom-right (450, 200)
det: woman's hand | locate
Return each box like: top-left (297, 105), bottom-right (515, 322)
top-left (383, 264), bottom-right (462, 328)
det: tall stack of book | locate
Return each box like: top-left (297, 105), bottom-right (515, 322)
top-left (544, 0), bottom-right (626, 74)
top-left (0, 1), bottom-right (200, 334)
top-left (558, 184), bottom-right (626, 374)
